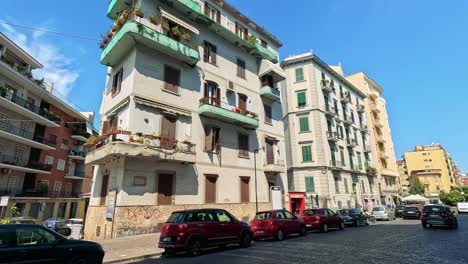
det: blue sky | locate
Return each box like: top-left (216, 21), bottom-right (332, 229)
top-left (1, 0), bottom-right (467, 171)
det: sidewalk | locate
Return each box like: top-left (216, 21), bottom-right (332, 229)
top-left (98, 233), bottom-right (164, 263)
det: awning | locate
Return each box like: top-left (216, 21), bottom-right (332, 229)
top-left (160, 8), bottom-right (199, 35)
top-left (134, 96), bottom-right (192, 117)
top-left (104, 97), bottom-right (130, 117)
top-left (259, 59), bottom-right (286, 83)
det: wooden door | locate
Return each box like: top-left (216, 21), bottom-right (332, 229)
top-left (266, 139), bottom-right (274, 164)
top-left (238, 94), bottom-right (247, 112)
top-left (157, 174), bottom-right (174, 205)
top-left (100, 175), bottom-right (109, 206)
top-left (205, 175), bottom-right (217, 203)
top-left (240, 177), bottom-right (250, 203)
top-left (160, 115), bottom-right (177, 149)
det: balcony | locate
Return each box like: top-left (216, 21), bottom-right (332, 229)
top-left (371, 104), bottom-right (380, 113)
top-left (380, 152), bottom-right (389, 160)
top-left (264, 159), bottom-right (285, 173)
top-left (68, 147), bottom-right (88, 161)
top-left (374, 117), bottom-right (384, 128)
top-left (259, 86), bottom-right (280, 101)
top-left (101, 20), bottom-right (200, 67)
top-left (324, 105), bottom-right (337, 117)
top-left (198, 97), bottom-right (259, 129)
top-left (326, 131), bottom-right (339, 142)
top-left (258, 59), bottom-right (286, 84)
top-left (65, 168), bottom-right (86, 180)
top-left (330, 160), bottom-right (344, 170)
top-left (360, 124), bottom-right (369, 133)
top-left (363, 145), bottom-right (372, 153)
top-left (86, 130), bottom-right (196, 165)
top-left (71, 128), bottom-right (89, 142)
top-left (349, 164), bottom-right (361, 173)
top-left (0, 123), bottom-right (55, 151)
top-left (0, 155), bottom-right (52, 174)
top-left (342, 115), bottom-right (354, 126)
top-left (346, 138), bottom-right (357, 148)
top-left (340, 91), bottom-right (352, 104)
top-left (376, 134), bottom-right (386, 143)
top-left (251, 43), bottom-right (279, 64)
top-left (0, 85), bottom-right (60, 127)
top-left (356, 104), bottom-right (366, 113)
top-left (321, 80), bottom-right (334, 93)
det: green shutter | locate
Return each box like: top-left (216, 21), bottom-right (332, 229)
top-left (305, 176), bottom-right (315, 192)
top-left (302, 145), bottom-right (312, 162)
top-left (357, 153), bottom-right (363, 169)
top-left (297, 91), bottom-right (306, 107)
top-left (299, 117), bottom-right (309, 132)
top-left (295, 68), bottom-right (304, 82)
top-left (340, 148), bottom-right (346, 166)
top-left (344, 179), bottom-right (349, 193)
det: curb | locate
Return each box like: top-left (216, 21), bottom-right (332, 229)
top-left (104, 253), bottom-right (163, 264)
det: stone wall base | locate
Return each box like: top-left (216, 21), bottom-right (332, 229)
top-left (84, 202), bottom-right (272, 240)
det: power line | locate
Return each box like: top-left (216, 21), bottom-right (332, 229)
top-left (0, 21), bottom-right (100, 41)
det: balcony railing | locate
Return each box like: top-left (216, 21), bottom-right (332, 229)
top-left (259, 86), bottom-right (280, 101)
top-left (363, 145), bottom-right (372, 153)
top-left (0, 154), bottom-right (52, 172)
top-left (342, 114), bottom-right (354, 125)
top-left (324, 105), bottom-right (337, 117)
top-left (69, 147), bottom-right (88, 159)
top-left (327, 131), bottom-right (339, 141)
top-left (0, 86), bottom-right (61, 123)
top-left (360, 124), bottom-right (369, 132)
top-left (340, 91), bottom-right (352, 104)
top-left (0, 123), bottom-right (33, 140)
top-left (198, 97), bottom-right (259, 129)
top-left (32, 135), bottom-right (57, 147)
top-left (330, 160), bottom-right (344, 169)
top-left (356, 104), bottom-right (366, 113)
top-left (321, 80), bottom-right (334, 93)
top-left (346, 138), bottom-right (357, 147)
top-left (66, 168), bottom-right (85, 178)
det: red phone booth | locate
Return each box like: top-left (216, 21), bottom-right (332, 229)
top-left (288, 192), bottom-right (306, 216)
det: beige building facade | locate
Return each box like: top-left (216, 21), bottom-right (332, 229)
top-left (85, 0), bottom-right (287, 239)
top-left (346, 72), bottom-right (399, 206)
top-left (397, 160), bottom-right (409, 192)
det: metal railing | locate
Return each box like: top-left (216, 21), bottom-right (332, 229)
top-left (0, 123), bottom-right (34, 140)
top-left (330, 160), bottom-right (344, 168)
top-left (325, 105), bottom-right (337, 115)
top-left (69, 147), bottom-right (88, 158)
top-left (264, 159), bottom-right (285, 166)
top-left (327, 131), bottom-right (339, 140)
top-left (346, 138), bottom-right (357, 146)
top-left (199, 97), bottom-right (258, 119)
top-left (0, 154), bottom-right (52, 171)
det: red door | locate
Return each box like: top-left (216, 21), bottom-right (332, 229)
top-left (326, 209), bottom-right (340, 228)
top-left (215, 210), bottom-right (239, 243)
top-left (283, 210), bottom-right (301, 234)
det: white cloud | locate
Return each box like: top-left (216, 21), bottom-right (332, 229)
top-left (1, 20), bottom-right (79, 97)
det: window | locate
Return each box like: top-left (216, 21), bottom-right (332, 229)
top-left (334, 177), bottom-right (340, 193)
top-left (53, 181), bottom-right (62, 196)
top-left (7, 175), bottom-right (19, 192)
top-left (44, 155), bottom-right (54, 165)
top-left (283, 211), bottom-right (295, 219)
top-left (299, 116), bottom-right (309, 132)
top-left (296, 91), bottom-right (306, 107)
top-left (295, 68), bottom-right (304, 82)
top-left (305, 176), bottom-right (315, 193)
top-left (16, 227), bottom-right (57, 246)
top-left (100, 175), bottom-right (109, 206)
top-left (339, 147), bottom-right (345, 165)
top-left (205, 175), bottom-right (217, 203)
top-left (361, 181), bottom-right (366, 194)
top-left (164, 65), bottom-right (180, 93)
top-left (61, 139), bottom-right (68, 150)
top-left (111, 68), bottom-right (123, 96)
top-left (49, 134), bottom-right (57, 145)
top-left (338, 126), bottom-right (344, 139)
top-left (160, 114), bottom-right (177, 141)
top-left (14, 146), bottom-right (25, 164)
top-left (204, 2), bottom-right (220, 22)
top-left (344, 178), bottom-right (349, 193)
top-left (203, 41), bottom-right (217, 64)
top-left (235, 22), bottom-right (248, 40)
top-left (302, 145), bottom-right (312, 162)
top-left (216, 210), bottom-right (234, 222)
top-left (337, 201), bottom-right (343, 209)
top-left (57, 159), bottom-right (65, 171)
top-left (204, 126), bottom-right (221, 152)
top-left (240, 177), bottom-right (250, 203)
top-left (264, 104), bottom-right (272, 125)
top-left (0, 112), bottom-right (9, 129)
top-left (347, 200), bottom-right (352, 208)
top-left (238, 133), bottom-right (249, 158)
top-left (260, 39), bottom-right (268, 48)
top-left (237, 59), bottom-right (246, 78)
top-left (64, 183), bottom-right (72, 197)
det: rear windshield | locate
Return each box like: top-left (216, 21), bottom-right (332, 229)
top-left (254, 212), bottom-right (272, 220)
top-left (18, 220), bottom-right (36, 224)
top-left (67, 220), bottom-right (81, 225)
top-left (405, 207), bottom-right (419, 211)
top-left (396, 206), bottom-right (405, 209)
top-left (303, 209), bottom-right (319, 216)
top-left (166, 213), bottom-right (185, 223)
top-left (373, 207), bottom-right (385, 211)
top-left (424, 206), bottom-right (445, 213)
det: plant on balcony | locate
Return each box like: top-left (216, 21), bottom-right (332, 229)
top-left (366, 166), bottom-right (377, 177)
top-left (181, 30), bottom-right (191, 42)
top-left (107, 31), bottom-right (114, 38)
top-left (0, 54), bottom-right (11, 65)
top-left (134, 7), bottom-right (144, 18)
top-left (34, 78), bottom-right (44, 86)
top-left (99, 42), bottom-right (105, 49)
top-left (103, 36), bottom-right (110, 44)
top-left (129, 134), bottom-right (143, 144)
top-left (248, 34), bottom-right (257, 45)
top-left (149, 14), bottom-right (160, 25)
top-left (116, 16), bottom-right (127, 27)
top-left (25, 72), bottom-right (32, 79)
top-left (170, 26), bottom-right (181, 39)
top-left (162, 20), bottom-right (170, 31)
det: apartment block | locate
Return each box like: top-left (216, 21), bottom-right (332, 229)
top-left (281, 52), bottom-right (379, 212)
top-left (346, 72), bottom-right (399, 206)
top-left (85, 0), bottom-right (287, 239)
top-left (0, 33), bottom-right (94, 220)
top-left (397, 160), bottom-right (409, 192)
top-left (403, 144), bottom-right (461, 198)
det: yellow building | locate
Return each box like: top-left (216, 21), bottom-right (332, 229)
top-left (397, 160), bottom-right (409, 191)
top-left (403, 144), bottom-right (460, 197)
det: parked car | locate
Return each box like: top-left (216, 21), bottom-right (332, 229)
top-left (250, 210), bottom-right (306, 241)
top-left (421, 205), bottom-right (458, 229)
top-left (0, 224), bottom-right (104, 264)
top-left (301, 208), bottom-right (344, 233)
top-left (43, 218), bottom-right (71, 237)
top-left (394, 205), bottom-right (406, 218)
top-left (403, 205), bottom-right (422, 219)
top-left (2, 217), bottom-right (37, 224)
top-left (371, 206), bottom-right (395, 221)
top-left (337, 208), bottom-right (368, 227)
top-left (67, 218), bottom-right (85, 240)
top-left (456, 202), bottom-right (468, 214)
top-left (158, 209), bottom-right (252, 256)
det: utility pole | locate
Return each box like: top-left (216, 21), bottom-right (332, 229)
top-left (254, 148), bottom-right (261, 213)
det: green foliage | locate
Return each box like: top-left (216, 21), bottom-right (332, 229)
top-left (439, 187), bottom-right (468, 206)
top-left (409, 177), bottom-right (425, 195)
top-left (366, 166), bottom-right (377, 177)
top-left (0, 218), bottom-right (8, 224)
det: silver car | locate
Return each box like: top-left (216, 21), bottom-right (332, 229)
top-left (371, 206), bottom-right (395, 221)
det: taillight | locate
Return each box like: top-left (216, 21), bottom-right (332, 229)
top-left (177, 224), bottom-right (188, 231)
top-left (440, 212), bottom-right (448, 218)
top-left (422, 212), bottom-right (427, 217)
top-left (348, 213), bottom-right (354, 217)
top-left (384, 210), bottom-right (387, 214)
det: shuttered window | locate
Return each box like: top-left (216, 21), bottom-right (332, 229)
top-left (203, 41), bottom-right (217, 65)
top-left (340, 147), bottom-right (346, 166)
top-left (295, 68), bottom-right (304, 82)
top-left (297, 91), bottom-right (306, 107)
top-left (334, 178), bottom-right (340, 193)
top-left (204, 2), bottom-right (220, 22)
top-left (264, 104), bottom-right (272, 124)
top-left (161, 115), bottom-right (177, 149)
top-left (99, 175), bottom-right (109, 206)
top-left (157, 174), bottom-right (174, 205)
top-left (237, 59), bottom-right (246, 79)
top-left (205, 126), bottom-right (221, 152)
top-left (305, 176), bottom-right (315, 193)
top-left (299, 116), bottom-right (309, 132)
top-left (238, 133), bottom-right (249, 158)
top-left (302, 145), bottom-right (312, 162)
top-left (164, 66), bottom-right (180, 93)
top-left (111, 68), bottom-right (123, 96)
top-left (344, 178), bottom-right (349, 193)
top-left (205, 175), bottom-right (217, 203)
top-left (240, 177), bottom-right (250, 203)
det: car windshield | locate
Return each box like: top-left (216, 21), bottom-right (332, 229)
top-left (424, 206), bottom-right (445, 213)
top-left (339, 209), bottom-right (351, 215)
top-left (67, 220), bottom-right (81, 225)
top-left (303, 209), bottom-right (319, 216)
top-left (166, 213), bottom-right (185, 223)
top-left (373, 207), bottom-right (385, 211)
top-left (254, 212), bottom-right (272, 220)
top-left (405, 207), bottom-right (419, 211)
top-left (55, 221), bottom-right (66, 228)
top-left (396, 206), bottom-right (405, 209)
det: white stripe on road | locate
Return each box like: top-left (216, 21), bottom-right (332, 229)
top-left (219, 252), bottom-right (266, 260)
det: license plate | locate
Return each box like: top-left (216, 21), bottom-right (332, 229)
top-left (306, 224), bottom-right (312, 227)
top-left (256, 230), bottom-right (265, 234)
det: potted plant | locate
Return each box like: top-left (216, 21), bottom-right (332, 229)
top-left (35, 78), bottom-right (44, 86)
top-left (248, 34), bottom-right (257, 45)
top-left (171, 26), bottom-right (181, 39)
top-left (134, 7), bottom-right (144, 18)
top-left (103, 36), bottom-right (109, 44)
top-left (161, 20), bottom-right (170, 31)
top-left (99, 42), bottom-right (105, 49)
top-left (25, 72), bottom-right (32, 78)
top-left (107, 31), bottom-right (114, 38)
top-left (149, 14), bottom-right (160, 25)
top-left (181, 31), bottom-right (191, 42)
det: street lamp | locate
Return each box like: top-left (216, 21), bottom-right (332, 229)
top-left (254, 148), bottom-right (261, 213)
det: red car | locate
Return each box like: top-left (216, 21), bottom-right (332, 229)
top-left (250, 210), bottom-right (306, 241)
top-left (301, 208), bottom-right (345, 233)
top-left (158, 209), bottom-right (252, 256)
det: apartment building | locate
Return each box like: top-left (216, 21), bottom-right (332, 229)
top-left (346, 72), bottom-right (399, 206)
top-left (281, 52), bottom-right (379, 212)
top-left (85, 0), bottom-right (287, 239)
top-left (403, 144), bottom-right (461, 198)
top-left (0, 33), bottom-right (94, 220)
top-left (397, 160), bottom-right (409, 192)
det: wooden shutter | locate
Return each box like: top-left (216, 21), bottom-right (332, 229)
top-left (266, 139), bottom-right (274, 164)
top-left (161, 115), bottom-right (177, 149)
top-left (157, 174), bottom-right (174, 205)
top-left (238, 94), bottom-right (247, 111)
top-left (99, 175), bottom-right (109, 206)
top-left (240, 177), bottom-right (250, 203)
top-left (237, 59), bottom-right (245, 78)
top-left (205, 175), bottom-right (217, 203)
top-left (297, 92), bottom-right (306, 106)
top-left (203, 42), bottom-right (210, 62)
top-left (238, 133), bottom-right (248, 157)
top-left (101, 120), bottom-right (110, 134)
top-left (205, 126), bottom-right (213, 151)
top-left (215, 85), bottom-right (221, 105)
top-left (216, 8), bottom-right (221, 23)
top-left (299, 117), bottom-right (309, 132)
top-left (264, 104), bottom-right (272, 124)
top-left (243, 27), bottom-right (249, 40)
top-left (204, 2), bottom-right (209, 15)
top-left (164, 66), bottom-right (179, 93)
top-left (211, 44), bottom-right (217, 65)
top-left (215, 128), bottom-right (221, 153)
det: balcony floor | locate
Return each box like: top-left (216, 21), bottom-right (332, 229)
top-left (198, 104), bottom-right (259, 129)
top-left (0, 163), bottom-right (51, 175)
top-left (0, 130), bottom-right (55, 151)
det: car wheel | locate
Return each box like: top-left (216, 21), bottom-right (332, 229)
top-left (339, 222), bottom-right (345, 230)
top-left (275, 229), bottom-right (284, 241)
top-left (321, 224), bottom-right (328, 233)
top-left (239, 232), bottom-right (252, 248)
top-left (186, 238), bottom-right (202, 257)
top-left (300, 226), bottom-right (306, 236)
top-left (163, 249), bottom-right (176, 257)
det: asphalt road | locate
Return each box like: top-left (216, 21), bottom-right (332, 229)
top-left (123, 214), bottom-right (468, 264)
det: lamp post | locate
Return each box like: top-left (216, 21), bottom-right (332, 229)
top-left (254, 148), bottom-right (261, 213)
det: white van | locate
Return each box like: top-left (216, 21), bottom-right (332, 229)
top-left (456, 202), bottom-right (468, 214)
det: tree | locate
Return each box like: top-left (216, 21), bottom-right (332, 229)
top-left (439, 187), bottom-right (468, 206)
top-left (409, 177), bottom-right (425, 195)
